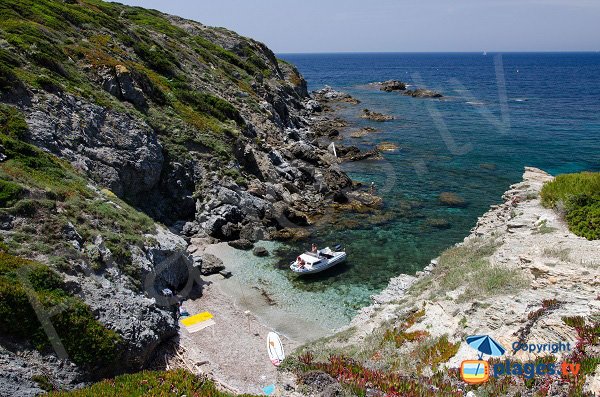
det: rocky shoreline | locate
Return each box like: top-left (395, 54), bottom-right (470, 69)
top-left (0, 2), bottom-right (384, 394)
top-left (284, 167), bottom-right (599, 396)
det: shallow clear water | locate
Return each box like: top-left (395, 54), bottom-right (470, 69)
top-left (272, 53), bottom-right (600, 319)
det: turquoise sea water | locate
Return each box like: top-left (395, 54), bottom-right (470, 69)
top-left (272, 53), bottom-right (600, 319)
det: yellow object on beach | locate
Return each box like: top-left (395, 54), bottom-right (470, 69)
top-left (181, 311), bottom-right (213, 327)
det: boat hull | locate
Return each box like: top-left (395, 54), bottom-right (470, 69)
top-left (290, 252), bottom-right (347, 274)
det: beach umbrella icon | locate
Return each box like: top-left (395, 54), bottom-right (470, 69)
top-left (466, 335), bottom-right (506, 359)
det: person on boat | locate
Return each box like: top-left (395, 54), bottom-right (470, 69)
top-left (311, 243), bottom-right (319, 255)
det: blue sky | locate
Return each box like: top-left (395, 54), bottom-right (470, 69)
top-left (113, 0), bottom-right (600, 53)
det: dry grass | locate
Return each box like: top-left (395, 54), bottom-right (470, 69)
top-left (411, 238), bottom-right (528, 302)
top-left (542, 247), bottom-right (571, 262)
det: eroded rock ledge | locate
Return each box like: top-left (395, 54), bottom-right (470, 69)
top-left (286, 167), bottom-right (599, 396)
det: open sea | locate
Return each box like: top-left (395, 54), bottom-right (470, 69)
top-left (259, 53), bottom-right (600, 325)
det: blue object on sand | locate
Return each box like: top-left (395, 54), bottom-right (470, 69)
top-left (262, 384), bottom-right (275, 395)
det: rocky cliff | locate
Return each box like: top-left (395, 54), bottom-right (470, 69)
top-left (0, 0), bottom-right (353, 395)
top-left (1, 0), bottom-right (351, 239)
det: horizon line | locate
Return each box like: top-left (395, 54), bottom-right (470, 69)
top-left (276, 50), bottom-right (600, 55)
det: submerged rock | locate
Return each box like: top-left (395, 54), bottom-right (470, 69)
top-left (377, 142), bottom-right (399, 152)
top-left (252, 246), bottom-right (269, 257)
top-left (360, 109), bottom-right (395, 122)
top-left (349, 127), bottom-right (377, 138)
top-left (271, 227), bottom-right (311, 241)
top-left (439, 192), bottom-right (468, 207)
top-left (426, 218), bottom-right (451, 229)
top-left (343, 148), bottom-right (383, 162)
top-left (403, 88), bottom-right (443, 98)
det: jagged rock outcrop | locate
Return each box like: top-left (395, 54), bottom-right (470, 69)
top-left (24, 92), bottom-right (164, 198)
top-left (2, 0), bottom-right (356, 239)
top-left (379, 80), bottom-right (407, 92)
top-left (360, 109), bottom-right (395, 122)
top-left (313, 86), bottom-right (360, 104)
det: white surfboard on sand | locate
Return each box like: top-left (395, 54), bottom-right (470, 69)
top-left (267, 331), bottom-right (285, 366)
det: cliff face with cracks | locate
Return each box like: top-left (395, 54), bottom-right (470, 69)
top-left (2, 0), bottom-right (351, 241)
top-left (0, 0), bottom-right (353, 395)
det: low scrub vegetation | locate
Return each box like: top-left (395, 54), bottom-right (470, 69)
top-left (294, 352), bottom-right (462, 397)
top-left (285, 313), bottom-right (600, 397)
top-left (541, 172), bottom-right (600, 240)
top-left (0, 251), bottom-right (121, 368)
top-left (383, 309), bottom-right (429, 348)
top-left (0, 0), bottom-right (280, 164)
top-left (411, 238), bottom-right (527, 301)
top-left (0, 105), bottom-right (155, 283)
top-left (47, 369), bottom-right (259, 397)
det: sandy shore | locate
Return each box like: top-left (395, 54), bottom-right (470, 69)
top-left (170, 242), bottom-right (345, 394)
top-left (175, 279), bottom-right (294, 394)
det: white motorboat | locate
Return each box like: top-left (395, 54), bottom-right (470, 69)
top-left (290, 245), bottom-right (347, 275)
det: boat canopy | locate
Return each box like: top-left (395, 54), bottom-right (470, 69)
top-left (298, 253), bottom-right (321, 264)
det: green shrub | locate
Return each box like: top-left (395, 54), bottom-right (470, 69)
top-left (541, 172), bottom-right (600, 207)
top-left (174, 86), bottom-right (244, 125)
top-left (47, 369), bottom-right (259, 397)
top-left (242, 45), bottom-right (269, 73)
top-left (194, 36), bottom-right (260, 76)
top-left (0, 104), bottom-right (28, 138)
top-left (0, 252), bottom-right (121, 367)
top-left (565, 194), bottom-right (600, 240)
top-left (122, 8), bottom-right (188, 39)
top-left (541, 172), bottom-right (600, 240)
top-left (0, 133), bottom-right (68, 181)
top-left (0, 64), bottom-right (23, 93)
top-left (31, 374), bottom-right (53, 392)
top-left (132, 41), bottom-right (179, 77)
top-left (415, 335), bottom-right (460, 373)
top-left (0, 107), bottom-right (155, 281)
top-left (34, 75), bottom-right (63, 93)
top-left (0, 180), bottom-right (24, 207)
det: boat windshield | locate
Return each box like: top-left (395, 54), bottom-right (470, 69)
top-left (299, 253), bottom-right (321, 264)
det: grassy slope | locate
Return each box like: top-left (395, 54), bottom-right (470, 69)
top-left (46, 369), bottom-right (259, 397)
top-left (0, 102), bottom-right (161, 371)
top-left (0, 0), bottom-right (288, 163)
top-left (0, 104), bottom-right (156, 280)
top-left (0, 251), bottom-right (121, 369)
top-left (0, 1), bottom-right (305, 393)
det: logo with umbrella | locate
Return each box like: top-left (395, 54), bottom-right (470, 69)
top-left (461, 335), bottom-right (506, 384)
